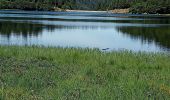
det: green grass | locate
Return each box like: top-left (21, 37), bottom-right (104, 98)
top-left (0, 46), bottom-right (170, 100)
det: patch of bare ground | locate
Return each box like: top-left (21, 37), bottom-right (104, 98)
top-left (109, 8), bottom-right (130, 14)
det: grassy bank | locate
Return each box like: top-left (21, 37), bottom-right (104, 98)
top-left (0, 46), bottom-right (170, 100)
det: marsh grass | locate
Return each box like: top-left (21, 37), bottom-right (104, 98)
top-left (0, 46), bottom-right (170, 100)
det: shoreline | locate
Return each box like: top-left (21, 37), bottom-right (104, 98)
top-left (65, 9), bottom-right (107, 13)
top-left (65, 8), bottom-right (129, 14)
top-left (0, 9), bottom-right (170, 16)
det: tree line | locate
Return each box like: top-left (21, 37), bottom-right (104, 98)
top-left (0, 0), bottom-right (169, 14)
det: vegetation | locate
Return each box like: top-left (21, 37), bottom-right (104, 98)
top-left (130, 0), bottom-right (170, 14)
top-left (0, 0), bottom-right (170, 14)
top-left (0, 46), bottom-right (170, 99)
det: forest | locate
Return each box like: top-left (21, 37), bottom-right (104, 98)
top-left (0, 0), bottom-right (170, 14)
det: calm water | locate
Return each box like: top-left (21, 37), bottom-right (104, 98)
top-left (0, 10), bottom-right (170, 52)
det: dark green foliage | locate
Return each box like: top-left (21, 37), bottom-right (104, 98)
top-left (0, 0), bottom-right (170, 13)
top-left (130, 0), bottom-right (170, 14)
top-left (0, 0), bottom-right (54, 10)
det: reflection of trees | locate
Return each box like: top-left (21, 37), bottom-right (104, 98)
top-left (2, 19), bottom-right (170, 50)
top-left (117, 26), bottom-right (170, 49)
top-left (116, 17), bottom-right (170, 24)
top-left (0, 20), bottom-right (104, 38)
top-left (0, 21), bottom-right (57, 38)
top-left (0, 20), bottom-right (110, 43)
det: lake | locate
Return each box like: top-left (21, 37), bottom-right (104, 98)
top-left (0, 10), bottom-right (170, 52)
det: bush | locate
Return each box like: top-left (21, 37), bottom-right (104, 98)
top-left (157, 6), bottom-right (170, 14)
top-left (130, 2), bottom-right (147, 14)
top-left (0, 1), bottom-right (13, 9)
top-left (130, 1), bottom-right (170, 14)
top-left (0, 1), bottom-right (53, 11)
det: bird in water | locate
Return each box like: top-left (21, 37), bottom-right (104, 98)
top-left (102, 48), bottom-right (110, 51)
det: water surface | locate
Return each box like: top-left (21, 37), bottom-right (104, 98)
top-left (0, 10), bottom-right (170, 52)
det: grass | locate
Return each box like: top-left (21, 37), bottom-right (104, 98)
top-left (0, 46), bottom-right (170, 100)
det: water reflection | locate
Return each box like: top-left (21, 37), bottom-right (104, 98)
top-left (0, 11), bottom-right (170, 52)
top-left (0, 21), bottom-right (63, 37)
top-left (117, 26), bottom-right (170, 49)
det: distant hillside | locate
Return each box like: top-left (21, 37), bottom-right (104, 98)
top-left (0, 0), bottom-right (170, 14)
